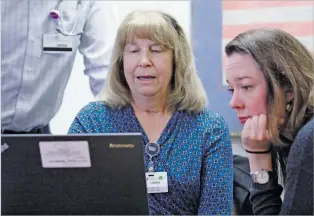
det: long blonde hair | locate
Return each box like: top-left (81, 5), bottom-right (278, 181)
top-left (99, 10), bottom-right (207, 114)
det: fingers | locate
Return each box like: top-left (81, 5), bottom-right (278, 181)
top-left (241, 118), bottom-right (251, 140)
top-left (241, 114), bottom-right (270, 151)
top-left (242, 114), bottom-right (268, 138)
top-left (251, 116), bottom-right (259, 138)
top-left (246, 114), bottom-right (267, 140)
top-left (258, 114), bottom-right (267, 130)
top-left (258, 114), bottom-right (268, 140)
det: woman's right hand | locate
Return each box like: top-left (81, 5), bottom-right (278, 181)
top-left (241, 114), bottom-right (272, 152)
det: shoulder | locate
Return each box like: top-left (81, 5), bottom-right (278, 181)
top-left (185, 109), bottom-right (231, 146)
top-left (288, 117), bottom-right (314, 169)
top-left (195, 108), bottom-right (230, 132)
top-left (296, 117), bottom-right (314, 139)
top-left (293, 117), bottom-right (314, 152)
top-left (78, 101), bottom-right (108, 113)
top-left (76, 101), bottom-right (117, 120)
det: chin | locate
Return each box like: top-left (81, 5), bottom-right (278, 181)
top-left (140, 91), bottom-right (158, 97)
top-left (137, 88), bottom-right (158, 97)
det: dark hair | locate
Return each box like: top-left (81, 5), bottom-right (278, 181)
top-left (225, 28), bottom-right (314, 181)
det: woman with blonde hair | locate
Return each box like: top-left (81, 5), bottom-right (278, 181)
top-left (225, 28), bottom-right (313, 215)
top-left (69, 10), bottom-right (233, 214)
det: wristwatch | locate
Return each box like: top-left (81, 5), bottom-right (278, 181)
top-left (250, 169), bottom-right (272, 184)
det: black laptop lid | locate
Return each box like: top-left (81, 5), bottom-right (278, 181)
top-left (1, 133), bottom-right (149, 215)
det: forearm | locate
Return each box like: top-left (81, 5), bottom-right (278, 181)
top-left (247, 152), bottom-right (273, 172)
top-left (247, 152), bottom-right (283, 215)
top-left (250, 178), bottom-right (283, 215)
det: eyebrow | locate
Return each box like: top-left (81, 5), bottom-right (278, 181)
top-left (126, 42), bottom-right (160, 47)
top-left (236, 76), bottom-right (252, 81)
top-left (125, 42), bottom-right (136, 47)
top-left (226, 76), bottom-right (253, 84)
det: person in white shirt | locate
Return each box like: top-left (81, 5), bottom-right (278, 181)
top-left (1, 0), bottom-right (116, 133)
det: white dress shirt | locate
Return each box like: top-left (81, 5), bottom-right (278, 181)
top-left (1, 0), bottom-right (115, 131)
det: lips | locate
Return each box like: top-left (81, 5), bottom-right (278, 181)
top-left (238, 117), bottom-right (249, 125)
top-left (137, 76), bottom-right (156, 80)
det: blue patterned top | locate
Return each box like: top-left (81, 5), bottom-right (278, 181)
top-left (68, 101), bottom-right (233, 215)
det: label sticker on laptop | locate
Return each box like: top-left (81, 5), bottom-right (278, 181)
top-left (1, 143), bottom-right (9, 153)
top-left (145, 172), bottom-right (168, 193)
top-left (39, 141), bottom-right (91, 168)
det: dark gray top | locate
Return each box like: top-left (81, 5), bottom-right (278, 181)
top-left (250, 117), bottom-right (314, 215)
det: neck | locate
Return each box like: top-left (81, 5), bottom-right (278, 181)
top-left (131, 92), bottom-right (169, 115)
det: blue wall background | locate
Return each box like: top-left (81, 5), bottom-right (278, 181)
top-left (191, 0), bottom-right (242, 134)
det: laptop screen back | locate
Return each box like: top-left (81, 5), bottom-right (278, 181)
top-left (1, 133), bottom-right (149, 215)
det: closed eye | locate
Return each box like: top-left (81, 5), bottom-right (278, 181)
top-left (241, 85), bottom-right (252, 91)
top-left (151, 45), bottom-right (164, 53)
top-left (129, 49), bottom-right (139, 53)
top-left (151, 49), bottom-right (161, 53)
top-left (151, 47), bottom-right (162, 52)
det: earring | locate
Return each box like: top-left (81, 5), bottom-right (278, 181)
top-left (286, 103), bottom-right (292, 112)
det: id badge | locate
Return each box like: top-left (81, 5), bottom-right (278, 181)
top-left (145, 172), bottom-right (168, 193)
top-left (43, 34), bottom-right (73, 53)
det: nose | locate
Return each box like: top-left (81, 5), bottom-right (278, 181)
top-left (229, 91), bottom-right (244, 110)
top-left (138, 50), bottom-right (152, 67)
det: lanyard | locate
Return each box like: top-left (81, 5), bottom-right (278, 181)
top-left (145, 142), bottom-right (161, 172)
top-left (57, 0), bottom-right (82, 10)
top-left (50, 0), bottom-right (83, 36)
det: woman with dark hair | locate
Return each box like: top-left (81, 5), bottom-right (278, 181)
top-left (225, 28), bottom-right (313, 215)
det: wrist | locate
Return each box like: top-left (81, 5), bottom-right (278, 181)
top-left (247, 152), bottom-right (273, 173)
top-left (250, 169), bottom-right (274, 184)
top-left (245, 144), bottom-right (273, 154)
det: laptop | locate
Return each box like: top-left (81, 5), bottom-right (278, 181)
top-left (1, 133), bottom-right (149, 215)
